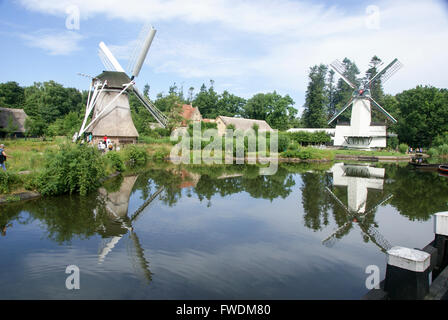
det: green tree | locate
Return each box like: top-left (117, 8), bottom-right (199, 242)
top-left (394, 86), bottom-right (448, 147)
top-left (216, 90), bottom-right (246, 117)
top-left (332, 58), bottom-right (361, 124)
top-left (192, 80), bottom-right (219, 118)
top-left (326, 69), bottom-right (337, 120)
top-left (303, 64), bottom-right (328, 128)
top-left (0, 81), bottom-right (25, 108)
top-left (243, 92), bottom-right (296, 130)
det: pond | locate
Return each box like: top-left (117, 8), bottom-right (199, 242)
top-left (1, 162), bottom-right (448, 299)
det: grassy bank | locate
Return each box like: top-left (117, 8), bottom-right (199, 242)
top-left (0, 136), bottom-right (409, 196)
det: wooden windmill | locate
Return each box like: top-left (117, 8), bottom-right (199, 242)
top-left (75, 24), bottom-right (167, 145)
top-left (328, 58), bottom-right (402, 149)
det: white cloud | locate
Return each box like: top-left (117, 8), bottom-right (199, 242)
top-left (20, 30), bottom-right (83, 55)
top-left (16, 0), bottom-right (448, 104)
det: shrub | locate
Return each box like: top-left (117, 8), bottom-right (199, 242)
top-left (0, 171), bottom-right (20, 194)
top-left (398, 143), bottom-right (408, 154)
top-left (105, 151), bottom-right (125, 172)
top-left (34, 143), bottom-right (105, 196)
top-left (278, 134), bottom-right (290, 152)
top-left (281, 150), bottom-right (301, 158)
top-left (387, 136), bottom-right (399, 150)
top-left (427, 147), bottom-right (439, 157)
top-left (288, 131), bottom-right (331, 145)
top-left (152, 150), bottom-right (169, 162)
top-left (437, 144), bottom-right (448, 156)
top-left (123, 145), bottom-right (148, 168)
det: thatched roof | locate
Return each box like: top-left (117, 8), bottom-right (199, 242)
top-left (217, 116), bottom-right (273, 131)
top-left (0, 107), bottom-right (28, 133)
top-left (95, 71), bottom-right (132, 89)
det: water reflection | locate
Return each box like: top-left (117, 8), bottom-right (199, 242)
top-left (323, 163), bottom-right (393, 252)
top-left (1, 162), bottom-right (448, 298)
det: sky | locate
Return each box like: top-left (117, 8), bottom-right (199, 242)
top-left (0, 0), bottom-right (447, 115)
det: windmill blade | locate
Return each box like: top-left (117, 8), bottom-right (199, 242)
top-left (98, 41), bottom-right (125, 72)
top-left (360, 194), bottom-right (393, 218)
top-left (129, 186), bottom-right (165, 222)
top-left (368, 96), bottom-right (397, 123)
top-left (129, 230), bottom-right (153, 284)
top-left (131, 26), bottom-right (157, 79)
top-left (367, 58), bottom-right (403, 87)
top-left (127, 23), bottom-right (155, 77)
top-left (328, 96), bottom-right (354, 124)
top-left (322, 221), bottom-right (352, 248)
top-left (132, 87), bottom-right (168, 128)
top-left (330, 60), bottom-right (356, 89)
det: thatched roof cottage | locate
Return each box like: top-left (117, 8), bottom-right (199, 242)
top-left (0, 107), bottom-right (28, 137)
top-left (215, 116), bottom-right (273, 136)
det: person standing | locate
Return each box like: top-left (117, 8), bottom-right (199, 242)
top-left (0, 144), bottom-right (12, 171)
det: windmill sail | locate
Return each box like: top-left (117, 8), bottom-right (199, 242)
top-left (99, 42), bottom-right (126, 72)
top-left (328, 96), bottom-right (354, 124)
top-left (330, 60), bottom-right (356, 89)
top-left (131, 26), bottom-right (157, 79)
top-left (368, 96), bottom-right (397, 123)
top-left (367, 58), bottom-right (403, 87)
top-left (132, 87), bottom-right (168, 127)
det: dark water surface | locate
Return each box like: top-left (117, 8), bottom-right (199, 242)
top-left (1, 162), bottom-right (447, 299)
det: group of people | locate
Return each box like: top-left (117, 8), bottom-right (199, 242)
top-left (408, 147), bottom-right (423, 154)
top-left (98, 135), bottom-right (114, 153)
top-left (0, 143), bottom-right (12, 171)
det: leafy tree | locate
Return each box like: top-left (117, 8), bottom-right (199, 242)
top-left (303, 64), bottom-right (328, 128)
top-left (243, 92), bottom-right (296, 130)
top-left (216, 90), bottom-right (246, 117)
top-left (0, 81), bottom-right (25, 108)
top-left (366, 56), bottom-right (387, 123)
top-left (326, 69), bottom-right (337, 120)
top-left (394, 86), bottom-right (448, 147)
top-left (192, 80), bottom-right (219, 118)
top-left (331, 58), bottom-right (361, 124)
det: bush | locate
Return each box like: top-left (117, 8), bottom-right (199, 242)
top-left (105, 151), bottom-right (125, 172)
top-left (281, 150), bottom-right (301, 158)
top-left (288, 131), bottom-right (331, 145)
top-left (123, 145), bottom-right (148, 168)
top-left (387, 136), bottom-right (399, 150)
top-left (0, 171), bottom-right (20, 194)
top-left (437, 144), bottom-right (448, 156)
top-left (278, 134), bottom-right (290, 152)
top-left (152, 150), bottom-right (169, 162)
top-left (427, 147), bottom-right (439, 157)
top-left (398, 143), bottom-right (408, 154)
top-left (35, 143), bottom-right (105, 196)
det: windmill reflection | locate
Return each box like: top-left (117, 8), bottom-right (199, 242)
top-left (323, 163), bottom-right (393, 252)
top-left (97, 175), bottom-right (164, 284)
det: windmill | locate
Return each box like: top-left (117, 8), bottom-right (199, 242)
top-left (97, 175), bottom-right (165, 284)
top-left (328, 58), bottom-right (403, 149)
top-left (321, 163), bottom-right (393, 253)
top-left (75, 24), bottom-right (167, 145)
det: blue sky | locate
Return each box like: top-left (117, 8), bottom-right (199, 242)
top-left (0, 0), bottom-right (447, 115)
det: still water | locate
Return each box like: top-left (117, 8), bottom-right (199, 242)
top-left (1, 162), bottom-right (447, 299)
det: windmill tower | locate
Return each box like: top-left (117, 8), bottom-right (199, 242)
top-left (328, 58), bottom-right (403, 149)
top-left (76, 24), bottom-right (167, 145)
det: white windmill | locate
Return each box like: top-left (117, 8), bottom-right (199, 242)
top-left (322, 163), bottom-right (393, 252)
top-left (328, 58), bottom-right (403, 149)
top-left (75, 24), bottom-right (167, 145)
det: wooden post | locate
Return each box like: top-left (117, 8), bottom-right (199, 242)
top-left (384, 246), bottom-right (431, 299)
